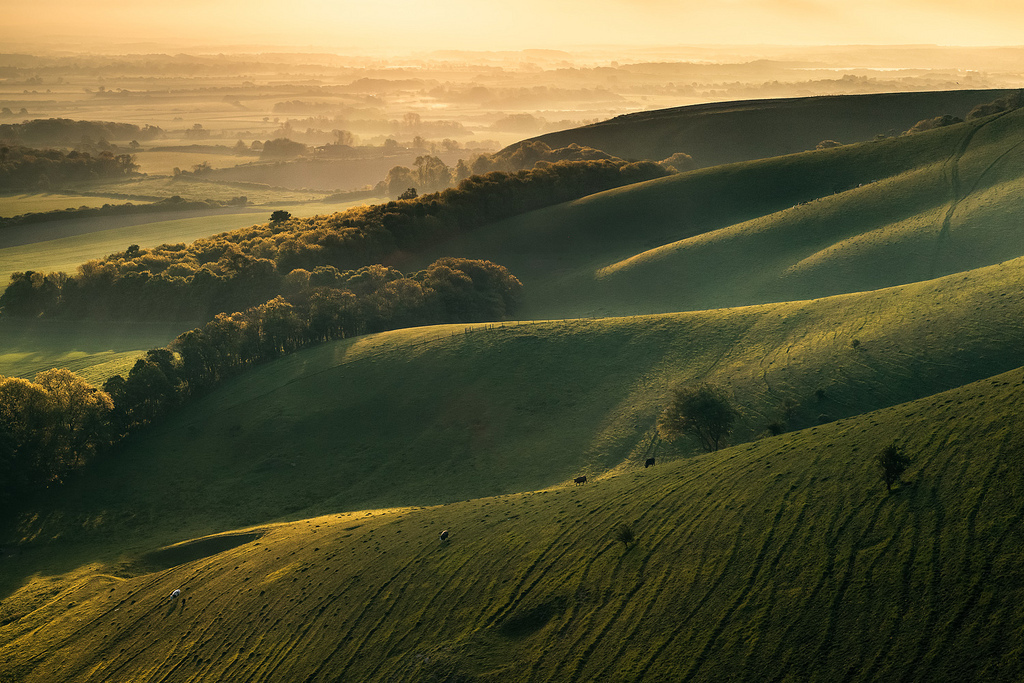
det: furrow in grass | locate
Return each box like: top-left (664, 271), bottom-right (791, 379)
top-left (677, 488), bottom-right (796, 683)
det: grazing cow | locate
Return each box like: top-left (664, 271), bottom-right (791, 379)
top-left (439, 529), bottom-right (450, 542)
top-left (645, 457), bottom-right (656, 468)
top-left (574, 476), bottom-right (587, 485)
top-left (169, 589), bottom-right (181, 600)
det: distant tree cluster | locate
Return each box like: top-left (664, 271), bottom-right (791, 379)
top-left (379, 141), bottom-right (636, 198)
top-left (468, 141), bottom-right (619, 177)
top-left (0, 369), bottom-right (113, 511)
top-left (1, 159), bottom-right (668, 321)
top-left (0, 118), bottom-right (164, 147)
top-left (901, 90), bottom-right (1024, 136)
top-left (903, 115), bottom-right (964, 136)
top-left (966, 90), bottom-right (1024, 121)
top-left (260, 137), bottom-right (309, 159)
top-left (0, 146), bottom-right (138, 190)
top-left (0, 195), bottom-right (248, 228)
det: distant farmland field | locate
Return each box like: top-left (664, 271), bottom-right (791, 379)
top-left (0, 212), bottom-right (266, 285)
top-left (0, 198), bottom-right (381, 285)
top-left (0, 193), bottom-right (127, 217)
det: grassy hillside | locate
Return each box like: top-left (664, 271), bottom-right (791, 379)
top-left (4, 93), bottom-right (1024, 682)
top-left (0, 319), bottom-right (194, 385)
top-left (529, 88), bottom-right (1019, 167)
top-left (3, 363), bottom-right (1023, 681)
top-left (6, 247), bottom-right (1024, 580)
top-left (413, 107), bottom-right (1024, 319)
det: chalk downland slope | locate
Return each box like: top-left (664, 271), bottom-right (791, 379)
top-left (7, 247), bottom-right (1024, 575)
top-left (3, 95), bottom-right (1024, 683)
top-left (528, 88), bottom-right (1019, 167)
top-left (3, 363), bottom-right (1024, 682)
top-left (413, 106), bottom-right (1024, 320)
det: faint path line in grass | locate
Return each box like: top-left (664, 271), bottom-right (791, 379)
top-left (916, 502), bottom-right (1024, 683)
top-left (631, 459), bottom-right (788, 680)
top-left (551, 475), bottom-right (723, 682)
top-left (738, 482), bottom-right (814, 672)
top-left (766, 481), bottom-right (875, 682)
top-left (928, 115), bottom-right (1002, 279)
top-left (704, 444), bottom-right (824, 676)
top-left (373, 527), bottom-right (510, 680)
top-left (908, 431), bottom-right (1017, 683)
top-left (676, 486), bottom-right (798, 683)
top-left (851, 418), bottom-right (962, 681)
top-left (296, 551), bottom-right (422, 682)
top-left (581, 472), bottom-right (734, 681)
top-left (480, 497), bottom-right (596, 631)
top-left (961, 137), bottom-right (1024, 199)
top-left (806, 493), bottom-right (888, 675)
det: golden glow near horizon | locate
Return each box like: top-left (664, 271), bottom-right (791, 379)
top-left (6, 0), bottom-right (1023, 52)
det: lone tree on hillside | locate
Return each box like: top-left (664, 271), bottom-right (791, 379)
top-left (614, 523), bottom-right (636, 549)
top-left (270, 210), bottom-right (291, 223)
top-left (876, 442), bottom-right (912, 493)
top-left (657, 383), bottom-right (738, 452)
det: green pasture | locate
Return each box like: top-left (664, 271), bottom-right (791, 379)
top-left (4, 363), bottom-right (1024, 681)
top-left (130, 150), bottom-right (240, 176)
top-left (0, 193), bottom-right (128, 217)
top-left (0, 319), bottom-right (194, 385)
top-left (7, 247), bottom-right (1024, 567)
top-left (0, 198), bottom-right (379, 287)
top-left (0, 212), bottom-right (265, 285)
top-left (4, 94), bottom-right (1024, 682)
top-left (85, 175), bottom-right (335, 204)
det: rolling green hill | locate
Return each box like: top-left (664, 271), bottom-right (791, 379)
top-left (4, 94), bottom-right (1024, 682)
top-left (3, 362), bottom-right (1023, 682)
top-left (6, 245), bottom-right (1024, 588)
top-left (412, 106), bottom-right (1024, 319)
top-left (528, 88), bottom-right (1019, 167)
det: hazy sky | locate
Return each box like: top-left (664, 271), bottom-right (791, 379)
top-left (7, 0), bottom-right (1023, 52)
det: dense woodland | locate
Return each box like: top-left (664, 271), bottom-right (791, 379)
top-left (1, 157), bottom-right (670, 320)
top-left (0, 118), bottom-right (164, 147)
top-left (0, 145), bottom-right (139, 190)
top-left (0, 256), bottom-right (521, 511)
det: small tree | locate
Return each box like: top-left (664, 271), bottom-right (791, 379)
top-left (270, 210), bottom-right (291, 223)
top-left (876, 442), bottom-right (912, 493)
top-left (657, 383), bottom-right (737, 452)
top-left (614, 523), bottom-right (636, 549)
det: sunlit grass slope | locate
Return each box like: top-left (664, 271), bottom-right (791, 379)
top-left (8, 250), bottom-right (1024, 576)
top-left (530, 88), bottom-right (1018, 167)
top-left (421, 107), bottom-right (1024, 319)
top-left (3, 364), bottom-right (1024, 682)
top-left (0, 319), bottom-right (194, 385)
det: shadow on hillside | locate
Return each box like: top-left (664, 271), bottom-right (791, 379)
top-left (131, 531), bottom-right (265, 574)
top-left (0, 530), bottom-right (265, 605)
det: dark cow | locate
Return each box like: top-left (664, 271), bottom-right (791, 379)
top-left (645, 457), bottom-right (656, 468)
top-left (574, 476), bottom-right (587, 485)
top-left (439, 529), bottom-right (450, 542)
